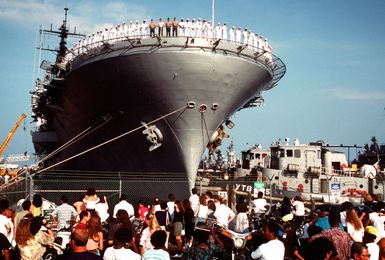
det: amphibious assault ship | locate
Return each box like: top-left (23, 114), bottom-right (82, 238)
top-left (30, 9), bottom-right (286, 200)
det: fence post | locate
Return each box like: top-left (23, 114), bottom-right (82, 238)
top-left (119, 172), bottom-right (122, 198)
top-left (28, 170), bottom-right (34, 199)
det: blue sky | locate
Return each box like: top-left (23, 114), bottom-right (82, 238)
top-left (0, 0), bottom-right (384, 162)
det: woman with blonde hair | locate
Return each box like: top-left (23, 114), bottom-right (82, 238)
top-left (139, 213), bottom-right (161, 255)
top-left (195, 195), bottom-right (208, 225)
top-left (16, 213), bottom-right (54, 259)
top-left (346, 208), bottom-right (364, 242)
top-left (86, 212), bottom-right (104, 255)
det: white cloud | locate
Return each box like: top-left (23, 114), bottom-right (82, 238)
top-left (0, 0), bottom-right (148, 34)
top-left (325, 87), bottom-right (385, 101)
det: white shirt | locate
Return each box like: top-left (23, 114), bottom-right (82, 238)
top-left (367, 242), bottom-right (379, 260)
top-left (95, 202), bottom-right (110, 223)
top-left (347, 222), bottom-right (364, 242)
top-left (251, 239), bottom-right (285, 260)
top-left (292, 200), bottom-right (305, 216)
top-left (214, 204), bottom-right (235, 227)
top-left (103, 246), bottom-right (141, 260)
top-left (189, 194), bottom-right (199, 214)
top-left (253, 198), bottom-right (267, 213)
top-left (113, 200), bottom-right (135, 218)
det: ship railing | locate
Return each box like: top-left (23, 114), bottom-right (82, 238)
top-left (64, 33), bottom-right (285, 90)
top-left (285, 165), bottom-right (360, 178)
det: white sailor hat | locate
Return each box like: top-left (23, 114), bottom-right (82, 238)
top-left (203, 19), bottom-right (206, 21)
top-left (130, 20), bottom-right (133, 23)
top-left (186, 18), bottom-right (190, 20)
top-left (198, 18), bottom-right (201, 20)
top-left (217, 22), bottom-right (220, 24)
top-left (181, 18), bottom-right (184, 20)
top-left (123, 21), bottom-right (126, 24)
top-left (136, 20), bottom-right (139, 23)
top-left (232, 26), bottom-right (235, 28)
top-left (265, 38), bottom-right (268, 41)
top-left (238, 26), bottom-right (241, 29)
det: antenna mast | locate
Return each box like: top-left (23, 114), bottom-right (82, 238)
top-left (211, 0), bottom-right (215, 28)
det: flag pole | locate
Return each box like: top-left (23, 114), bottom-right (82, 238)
top-left (211, 0), bottom-right (215, 28)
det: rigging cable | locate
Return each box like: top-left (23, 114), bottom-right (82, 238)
top-left (32, 104), bottom-right (189, 176)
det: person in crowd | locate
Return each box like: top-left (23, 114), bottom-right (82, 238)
top-left (351, 242), bottom-right (371, 260)
top-left (187, 227), bottom-right (224, 259)
top-left (195, 195), bottom-right (208, 225)
top-left (138, 200), bottom-right (149, 221)
top-left (378, 237), bottom-right (385, 259)
top-left (302, 212), bottom-right (319, 238)
top-left (165, 18), bottom-right (172, 37)
top-left (31, 194), bottom-right (43, 217)
top-left (251, 220), bottom-right (285, 259)
top-left (155, 202), bottom-right (171, 232)
top-left (280, 196), bottom-right (292, 219)
top-left (157, 18), bottom-right (164, 36)
top-left (207, 200), bottom-right (216, 219)
top-left (183, 199), bottom-right (195, 246)
top-left (179, 18), bottom-right (185, 36)
top-left (83, 188), bottom-right (100, 212)
top-left (346, 207), bottom-right (364, 242)
top-left (16, 213), bottom-right (54, 260)
top-left (189, 188), bottom-right (200, 215)
top-left (113, 194), bottom-right (134, 219)
top-left (86, 213), bottom-right (103, 255)
top-left (51, 195), bottom-right (77, 230)
top-left (0, 200), bottom-right (14, 222)
top-left (293, 225), bottom-right (323, 259)
top-left (292, 195), bottom-right (305, 225)
top-left (95, 195), bottom-right (109, 224)
top-left (235, 195), bottom-right (249, 233)
top-left (142, 230), bottom-right (170, 260)
top-left (253, 191), bottom-right (267, 214)
top-left (172, 17), bottom-right (178, 37)
top-left (108, 209), bottom-right (132, 246)
top-left (149, 19), bottom-right (156, 38)
top-left (363, 225), bottom-right (379, 260)
top-left (0, 232), bottom-right (11, 260)
top-left (340, 201), bottom-right (353, 231)
top-left (57, 228), bottom-right (102, 259)
top-left (315, 210), bottom-right (331, 231)
top-left (171, 200), bottom-right (184, 253)
top-left (73, 195), bottom-right (86, 217)
top-left (14, 200), bottom-right (31, 233)
top-left (103, 227), bottom-right (141, 260)
top-left (0, 209), bottom-right (11, 243)
top-left (214, 198), bottom-right (235, 228)
top-left (140, 213), bottom-right (161, 255)
top-left (311, 210), bottom-right (351, 260)
top-left (152, 197), bottom-right (161, 213)
top-left (74, 210), bottom-right (91, 230)
top-left (167, 193), bottom-right (175, 221)
top-left (141, 19), bottom-right (148, 38)
top-left (307, 237), bottom-right (337, 260)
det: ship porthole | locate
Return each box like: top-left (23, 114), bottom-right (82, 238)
top-left (359, 184), bottom-right (363, 188)
top-left (274, 176), bottom-right (279, 180)
top-left (375, 185), bottom-right (379, 189)
top-left (305, 179), bottom-right (309, 184)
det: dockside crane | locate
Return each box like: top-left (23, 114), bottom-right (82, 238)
top-left (0, 113), bottom-right (27, 160)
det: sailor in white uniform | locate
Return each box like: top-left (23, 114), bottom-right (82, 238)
top-left (202, 19), bottom-right (208, 38)
top-left (128, 21), bottom-right (134, 38)
top-left (122, 22), bottom-right (128, 37)
top-left (215, 22), bottom-right (222, 40)
top-left (242, 28), bottom-right (248, 45)
top-left (235, 27), bottom-right (242, 45)
top-left (229, 26), bottom-right (235, 43)
top-left (196, 18), bottom-right (202, 38)
top-left (179, 18), bottom-right (185, 37)
top-left (134, 20), bottom-right (140, 38)
top-left (141, 19), bottom-right (148, 38)
top-left (222, 22), bottom-right (228, 41)
top-left (185, 18), bottom-right (191, 37)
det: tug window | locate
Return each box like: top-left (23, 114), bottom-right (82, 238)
top-left (286, 149), bottom-right (293, 157)
top-left (294, 149), bottom-right (301, 158)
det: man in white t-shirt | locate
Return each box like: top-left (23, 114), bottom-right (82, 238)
top-left (253, 192), bottom-right (267, 214)
top-left (113, 194), bottom-right (134, 219)
top-left (214, 198), bottom-right (235, 228)
top-left (189, 188), bottom-right (200, 215)
top-left (251, 221), bottom-right (285, 259)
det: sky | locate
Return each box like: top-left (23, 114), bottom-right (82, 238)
top-left (0, 0), bottom-right (384, 163)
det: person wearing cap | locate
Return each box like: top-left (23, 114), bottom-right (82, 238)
top-left (134, 20), bottom-right (140, 38)
top-left (363, 226), bottom-right (379, 260)
top-left (191, 18), bottom-right (196, 37)
top-left (149, 19), bottom-right (156, 38)
top-left (172, 17), bottom-right (178, 37)
top-left (207, 21), bottom-right (213, 39)
top-left (242, 28), bottom-right (248, 45)
top-left (202, 19), bottom-right (208, 38)
top-left (185, 18), bottom-right (191, 37)
top-left (179, 18), bottom-right (185, 36)
top-left (235, 27), bottom-right (242, 45)
top-left (141, 19), bottom-right (148, 38)
top-left (122, 22), bottom-right (128, 37)
top-left (222, 22), bottom-right (228, 41)
top-left (157, 18), bottom-right (164, 36)
top-left (128, 21), bottom-right (134, 38)
top-left (165, 18), bottom-right (172, 37)
top-left (215, 22), bottom-right (222, 40)
top-left (258, 35), bottom-right (264, 53)
top-left (229, 26), bottom-right (235, 43)
top-left (196, 18), bottom-right (202, 38)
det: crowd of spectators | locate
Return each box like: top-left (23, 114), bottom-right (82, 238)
top-left (2, 189), bottom-right (385, 259)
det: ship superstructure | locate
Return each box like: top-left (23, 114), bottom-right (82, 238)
top-left (30, 9), bottom-right (286, 199)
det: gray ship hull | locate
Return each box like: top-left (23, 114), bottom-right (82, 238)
top-left (33, 37), bottom-right (285, 199)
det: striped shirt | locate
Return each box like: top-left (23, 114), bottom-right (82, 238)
top-left (312, 227), bottom-right (351, 260)
top-left (142, 248), bottom-right (170, 260)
